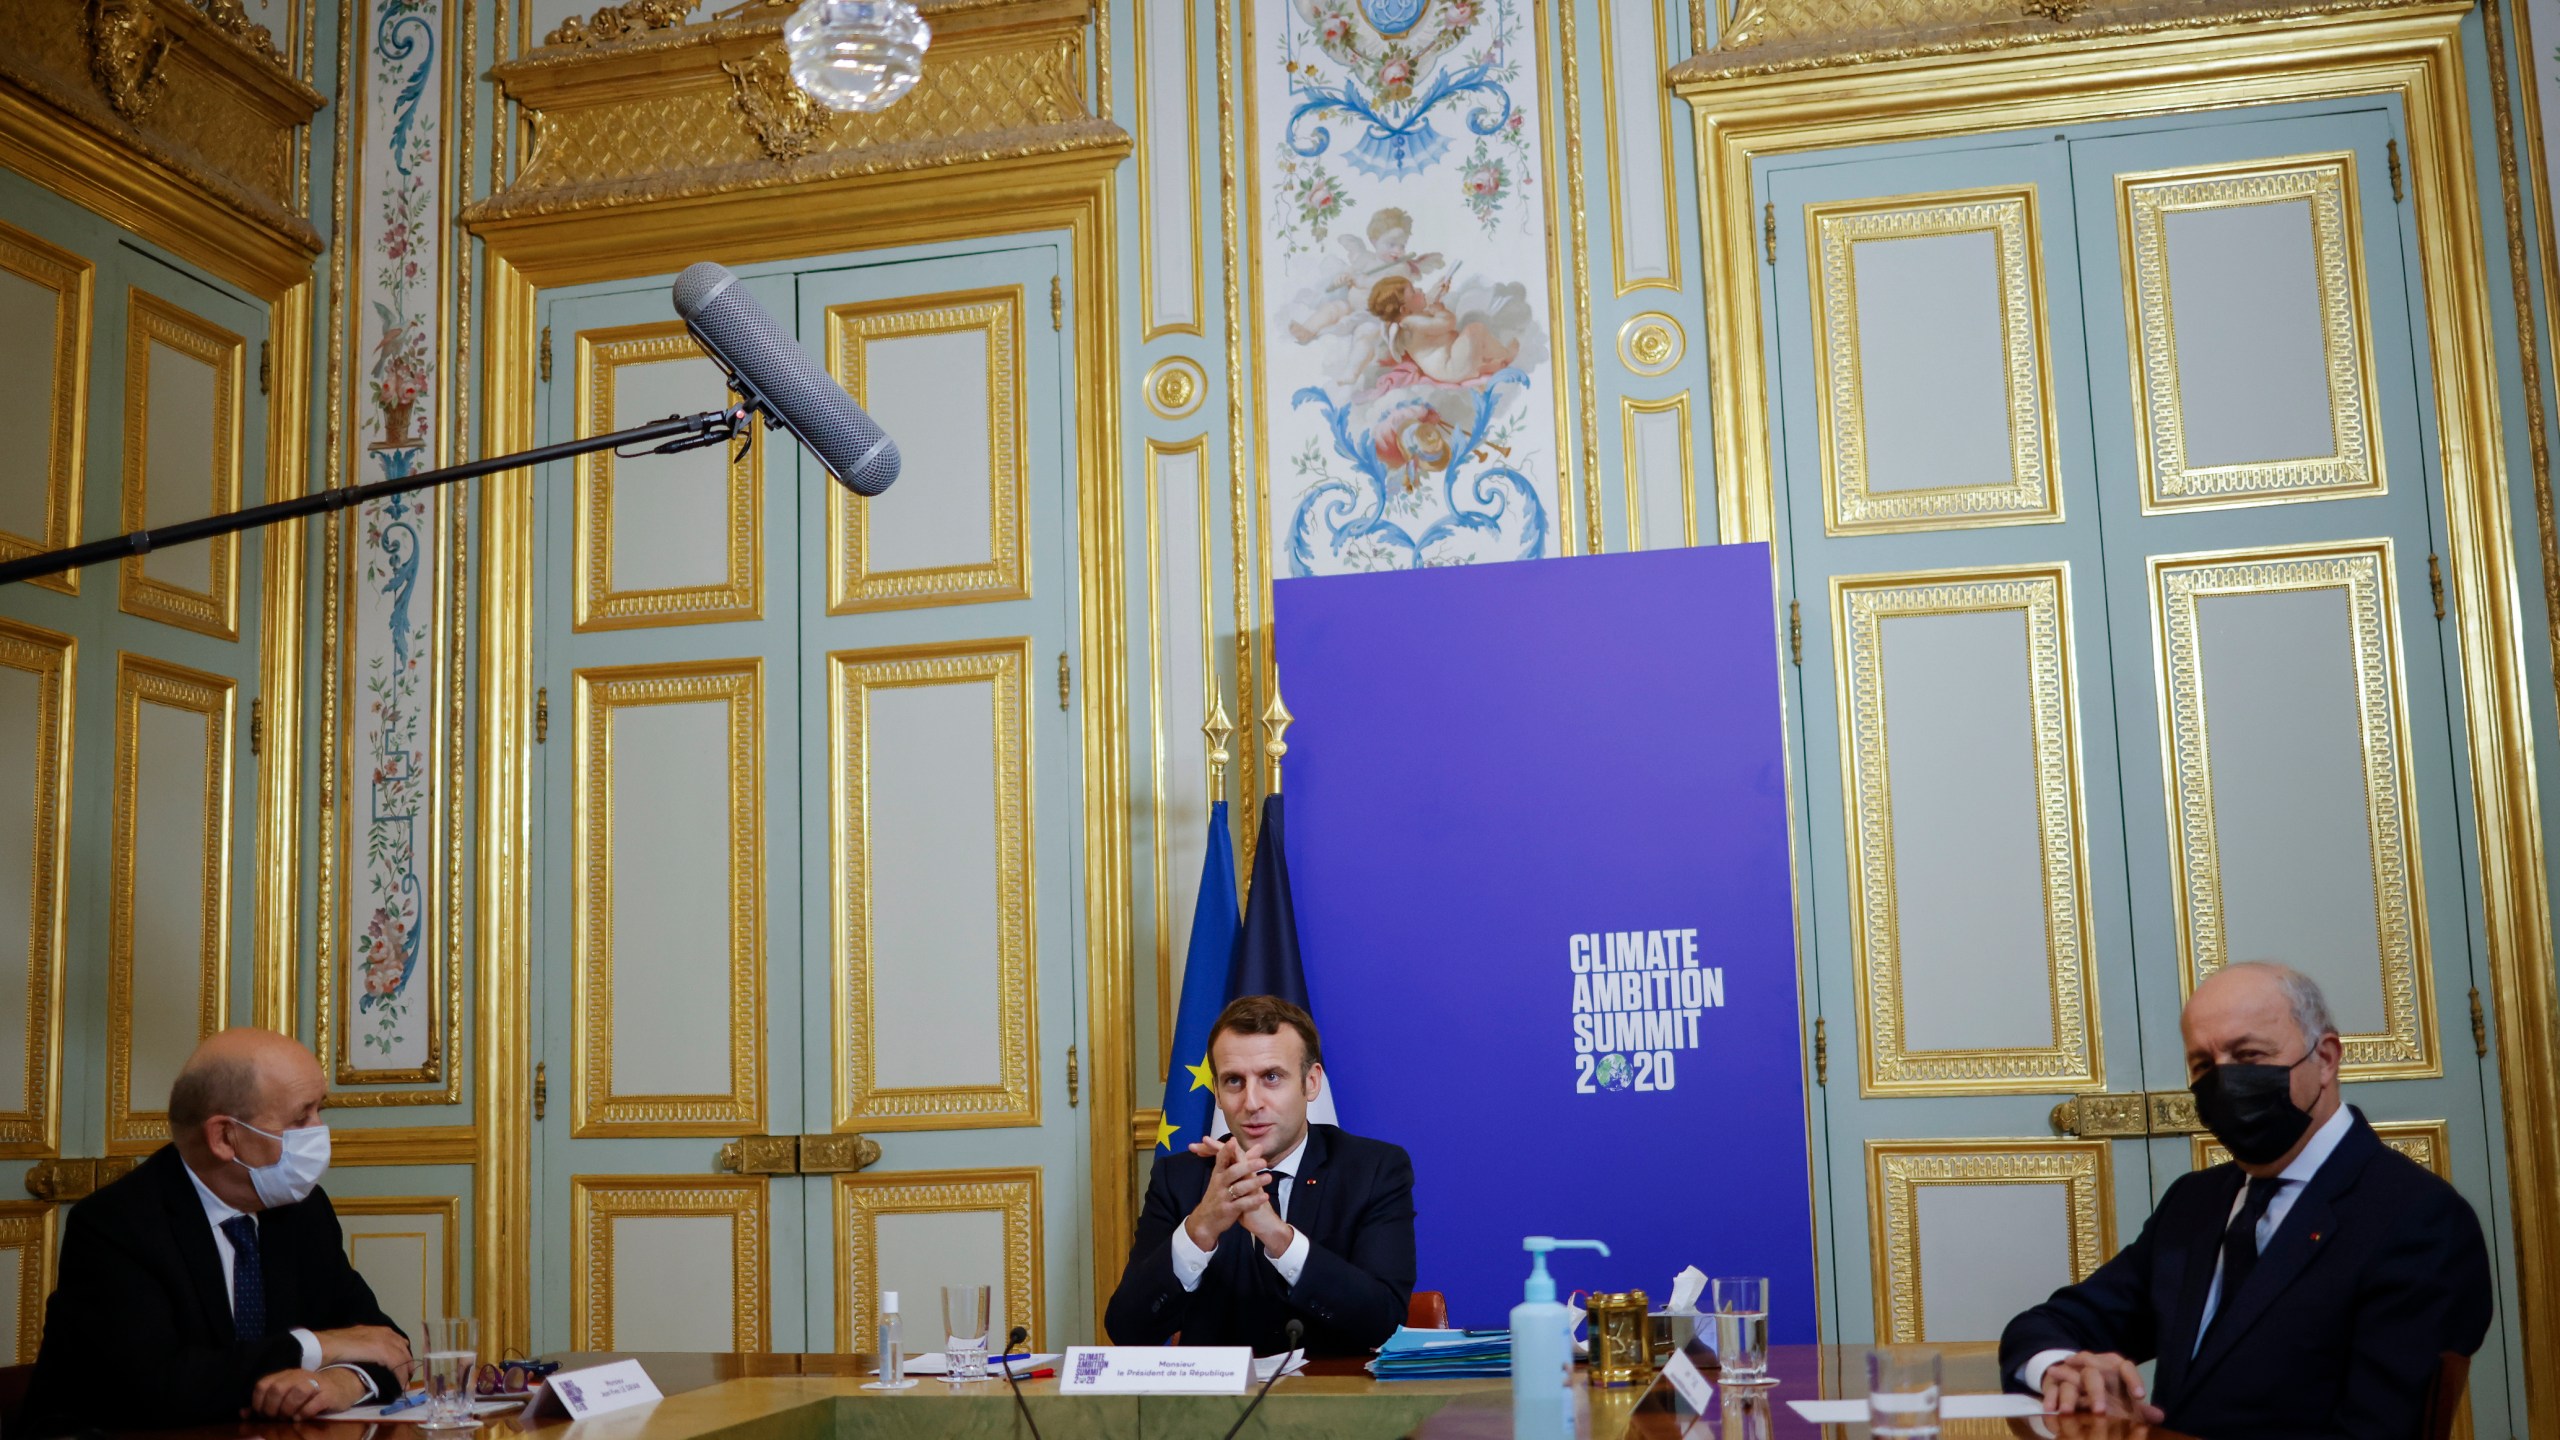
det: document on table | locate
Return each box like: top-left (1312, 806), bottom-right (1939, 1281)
top-left (904, 1351), bottom-right (1062, 1376)
top-left (1252, 1349), bottom-right (1308, 1383)
top-left (323, 1396), bottom-right (523, 1421)
top-left (1786, 1394), bottom-right (2048, 1422)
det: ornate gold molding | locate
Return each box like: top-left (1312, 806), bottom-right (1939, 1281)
top-left (467, 0), bottom-right (1115, 225)
top-left (0, 0), bottom-right (323, 263)
top-left (547, 0), bottom-right (699, 48)
top-left (1690, 0), bottom-right (2445, 76)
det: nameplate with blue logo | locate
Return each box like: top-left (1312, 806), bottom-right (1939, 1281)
top-left (1058, 1346), bottom-right (1251, 1394)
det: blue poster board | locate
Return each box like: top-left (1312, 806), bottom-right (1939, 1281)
top-left (1273, 545), bottom-right (1818, 1336)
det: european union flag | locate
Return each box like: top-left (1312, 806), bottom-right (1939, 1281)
top-left (1153, 801), bottom-right (1241, 1152)
top-left (1231, 793), bottom-right (1339, 1125)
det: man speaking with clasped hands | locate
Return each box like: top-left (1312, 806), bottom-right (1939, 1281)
top-left (23, 1028), bottom-right (411, 1433)
top-left (1106, 996), bottom-right (1417, 1357)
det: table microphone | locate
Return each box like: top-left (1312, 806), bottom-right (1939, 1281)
top-left (998, 1324), bottom-right (1045, 1440)
top-left (1218, 1319), bottom-right (1301, 1440)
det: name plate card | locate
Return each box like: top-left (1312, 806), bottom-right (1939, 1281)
top-left (535, 1359), bottom-right (665, 1421)
top-left (1662, 1349), bottom-right (1715, 1412)
top-left (1059, 1346), bottom-right (1251, 1394)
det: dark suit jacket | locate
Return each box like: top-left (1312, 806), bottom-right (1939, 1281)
top-left (23, 1146), bottom-right (405, 1435)
top-left (2001, 1110), bottom-right (2491, 1440)
top-left (1105, 1123), bottom-right (1416, 1356)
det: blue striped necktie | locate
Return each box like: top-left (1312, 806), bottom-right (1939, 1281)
top-left (220, 1214), bottom-right (267, 1340)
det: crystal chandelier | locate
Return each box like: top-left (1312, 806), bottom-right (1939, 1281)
top-left (783, 0), bottom-right (931, 113)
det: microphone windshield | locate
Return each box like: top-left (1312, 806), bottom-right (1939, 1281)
top-left (672, 261), bottom-right (901, 496)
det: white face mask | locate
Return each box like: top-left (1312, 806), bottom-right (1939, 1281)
top-left (226, 1119), bottom-right (331, 1208)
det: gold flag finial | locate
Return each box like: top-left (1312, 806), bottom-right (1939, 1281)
top-left (1261, 684), bottom-right (1294, 793)
top-left (1203, 697), bottom-right (1236, 793)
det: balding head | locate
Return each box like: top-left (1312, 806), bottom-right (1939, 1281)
top-left (170, 1029), bottom-right (327, 1207)
top-left (2181, 962), bottom-right (2344, 1175)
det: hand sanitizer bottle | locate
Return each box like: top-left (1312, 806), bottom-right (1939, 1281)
top-left (877, 1290), bottom-right (905, 1386)
top-left (1512, 1236), bottom-right (1610, 1440)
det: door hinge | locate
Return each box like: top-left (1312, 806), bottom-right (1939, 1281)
top-left (257, 339), bottom-right (271, 396)
top-left (1788, 600), bottom-right (1802, 667)
top-left (1066, 1044), bottom-right (1081, 1107)
top-left (1050, 275), bottom-right (1063, 332)
top-left (535, 685), bottom-right (549, 743)
top-left (2428, 553), bottom-right (2445, 620)
top-left (1057, 651), bottom-right (1071, 711)
top-left (248, 698), bottom-right (263, 756)
top-left (2470, 986), bottom-right (2488, 1058)
top-left (2387, 138), bottom-right (2404, 203)
top-left (539, 324), bottom-right (553, 383)
top-left (1764, 203), bottom-right (1778, 266)
top-left (533, 1061), bottom-right (548, 1121)
top-left (1812, 1017), bottom-right (1827, 1086)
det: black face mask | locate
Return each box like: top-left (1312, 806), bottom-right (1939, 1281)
top-left (2190, 1052), bottom-right (2318, 1165)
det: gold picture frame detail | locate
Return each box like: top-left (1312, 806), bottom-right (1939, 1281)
top-left (1809, 185), bottom-right (2060, 535)
top-left (119, 289), bottom-right (247, 640)
top-left (0, 221), bottom-right (92, 596)
top-left (333, 1194), bottom-right (463, 1317)
top-left (2193, 1116), bottom-right (2449, 1177)
top-left (1833, 564), bottom-right (2101, 1095)
top-left (825, 287), bottom-right (1029, 615)
top-left (2149, 540), bottom-right (2435, 1079)
top-left (571, 1176), bottom-right (768, 1352)
top-left (572, 659), bottom-right (766, 1137)
top-left (830, 638), bottom-right (1036, 1132)
top-left (833, 1167), bottom-right (1043, 1352)
top-left (105, 653), bottom-right (233, 1153)
top-left (2118, 153), bottom-right (2384, 512)
top-left (1867, 1138), bottom-right (2114, 1345)
top-left (0, 622), bottom-right (72, 1158)
top-left (0, 1202), bottom-right (55, 1361)
top-left (572, 320), bottom-right (764, 631)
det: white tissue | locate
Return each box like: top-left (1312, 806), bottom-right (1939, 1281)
top-left (1668, 1266), bottom-right (1707, 1314)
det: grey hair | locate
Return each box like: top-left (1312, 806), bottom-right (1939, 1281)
top-left (2223, 961), bottom-right (2338, 1047)
top-left (168, 1051), bottom-right (266, 1135)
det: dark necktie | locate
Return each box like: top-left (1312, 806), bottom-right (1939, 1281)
top-left (2211, 1177), bottom-right (2288, 1331)
top-left (221, 1214), bottom-right (267, 1340)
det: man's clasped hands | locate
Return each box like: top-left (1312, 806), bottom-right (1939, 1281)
top-left (1181, 1135), bottom-right (1297, 1260)
top-left (244, 1324), bottom-right (413, 1420)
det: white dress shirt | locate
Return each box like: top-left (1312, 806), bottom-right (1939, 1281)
top-left (1170, 1130), bottom-right (1314, 1291)
top-left (182, 1163), bottom-right (380, 1398)
top-left (2021, 1103), bottom-right (2354, 1396)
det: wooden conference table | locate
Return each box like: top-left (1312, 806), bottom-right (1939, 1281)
top-left (96, 1347), bottom-right (2197, 1440)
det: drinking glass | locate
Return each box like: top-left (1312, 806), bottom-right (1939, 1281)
top-left (1865, 1346), bottom-right (1942, 1438)
top-left (417, 1316), bottom-right (479, 1428)
top-left (941, 1284), bottom-right (992, 1381)
top-left (1710, 1277), bottom-right (1769, 1384)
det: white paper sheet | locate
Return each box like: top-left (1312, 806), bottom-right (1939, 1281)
top-left (1787, 1394), bottom-right (2048, 1422)
top-left (904, 1351), bottom-right (1062, 1376)
top-left (1251, 1349), bottom-right (1308, 1383)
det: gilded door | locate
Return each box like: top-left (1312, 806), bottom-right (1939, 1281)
top-left (531, 238), bottom-right (1089, 1353)
top-left (1762, 98), bottom-right (2518, 1432)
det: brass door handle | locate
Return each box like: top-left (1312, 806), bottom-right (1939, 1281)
top-left (2050, 1091), bottom-right (2208, 1138)
top-left (25, 1155), bottom-right (141, 1202)
top-left (714, 1134), bottom-right (881, 1175)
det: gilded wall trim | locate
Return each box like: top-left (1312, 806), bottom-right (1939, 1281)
top-left (1693, 0), bottom-right (2445, 76)
top-left (0, 1203), bottom-right (55, 1362)
top-left (833, 1167), bottom-right (1043, 1352)
top-left (0, 222), bottom-right (92, 597)
top-left (2196, 1115), bottom-right (2447, 1175)
top-left (829, 639), bottom-right (1036, 1132)
top-left (1867, 1138), bottom-right (2113, 1344)
top-left (118, 287), bottom-right (244, 640)
top-left (105, 653), bottom-right (233, 1153)
top-left (0, 623), bottom-right (73, 1160)
top-left (570, 1175), bottom-right (768, 1352)
top-left (573, 659), bottom-right (766, 1136)
top-left (1671, 16), bottom-right (2560, 1414)
top-left (0, 0), bottom-right (323, 261)
top-left (573, 321), bottom-right (763, 630)
top-left (332, 1194), bottom-right (462, 1316)
top-left (2149, 540), bottom-right (2434, 1078)
top-left (465, 0), bottom-right (1114, 226)
top-left (1834, 565), bottom-right (2101, 1095)
top-left (825, 287), bottom-right (1029, 614)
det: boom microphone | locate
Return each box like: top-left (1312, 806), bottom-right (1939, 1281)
top-left (671, 261), bottom-right (901, 496)
top-left (1219, 1319), bottom-right (1301, 1440)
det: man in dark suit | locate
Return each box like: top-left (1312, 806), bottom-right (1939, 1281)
top-left (1106, 995), bottom-right (1415, 1356)
top-left (24, 1028), bottom-right (413, 1433)
top-left (2002, 962), bottom-right (2491, 1439)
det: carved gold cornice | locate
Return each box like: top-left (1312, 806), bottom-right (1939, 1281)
top-left (465, 0), bottom-right (1118, 225)
top-left (1678, 0), bottom-right (2445, 77)
top-left (0, 0), bottom-right (323, 264)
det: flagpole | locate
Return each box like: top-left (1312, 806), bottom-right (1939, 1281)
top-left (1260, 680), bottom-right (1293, 796)
top-left (1204, 697), bottom-right (1235, 796)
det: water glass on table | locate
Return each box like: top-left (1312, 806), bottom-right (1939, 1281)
top-left (1866, 1345), bottom-right (1942, 1437)
top-left (942, 1284), bottom-right (992, 1381)
top-left (418, 1316), bottom-right (479, 1428)
top-left (1710, 1276), bottom-right (1769, 1384)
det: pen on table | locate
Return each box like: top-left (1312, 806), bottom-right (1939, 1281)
top-left (381, 1391), bottom-right (428, 1415)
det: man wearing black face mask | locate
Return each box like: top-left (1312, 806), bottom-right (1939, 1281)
top-left (2000, 963), bottom-right (2491, 1439)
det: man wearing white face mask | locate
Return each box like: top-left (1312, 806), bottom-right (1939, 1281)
top-left (23, 1029), bottom-right (413, 1433)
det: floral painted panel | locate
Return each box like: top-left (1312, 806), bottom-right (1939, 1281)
top-left (1257, 0), bottom-right (1562, 575)
top-left (335, 0), bottom-right (451, 1087)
